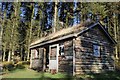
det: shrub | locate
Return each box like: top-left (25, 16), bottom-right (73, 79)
top-left (3, 62), bottom-right (15, 71)
top-left (16, 61), bottom-right (25, 69)
top-left (13, 56), bottom-right (21, 64)
top-left (22, 61), bottom-right (30, 65)
top-left (115, 59), bottom-right (120, 72)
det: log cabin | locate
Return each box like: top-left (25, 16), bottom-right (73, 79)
top-left (29, 21), bottom-right (116, 75)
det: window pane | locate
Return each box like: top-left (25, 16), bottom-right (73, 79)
top-left (59, 45), bottom-right (64, 56)
top-left (93, 45), bottom-right (100, 57)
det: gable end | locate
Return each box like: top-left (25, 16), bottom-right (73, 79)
top-left (77, 22), bottom-right (116, 44)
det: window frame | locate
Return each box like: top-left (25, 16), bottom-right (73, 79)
top-left (59, 44), bottom-right (64, 56)
top-left (93, 44), bottom-right (101, 57)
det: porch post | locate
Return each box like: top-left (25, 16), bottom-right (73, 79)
top-left (30, 49), bottom-right (33, 68)
top-left (43, 48), bottom-right (46, 72)
top-left (73, 38), bottom-right (76, 76)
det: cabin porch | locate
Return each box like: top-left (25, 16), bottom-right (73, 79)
top-left (30, 42), bottom-right (73, 74)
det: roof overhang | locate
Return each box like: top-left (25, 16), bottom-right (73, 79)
top-left (30, 33), bottom-right (77, 49)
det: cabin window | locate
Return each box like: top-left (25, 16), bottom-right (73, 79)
top-left (35, 49), bottom-right (39, 58)
top-left (93, 44), bottom-right (100, 57)
top-left (59, 45), bottom-right (64, 56)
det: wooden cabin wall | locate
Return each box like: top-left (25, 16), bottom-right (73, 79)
top-left (58, 40), bottom-right (73, 74)
top-left (74, 27), bottom-right (115, 75)
top-left (30, 48), bottom-right (44, 71)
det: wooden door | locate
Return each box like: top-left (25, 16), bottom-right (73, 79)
top-left (49, 44), bottom-right (59, 72)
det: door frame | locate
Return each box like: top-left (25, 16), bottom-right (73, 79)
top-left (49, 44), bottom-right (59, 72)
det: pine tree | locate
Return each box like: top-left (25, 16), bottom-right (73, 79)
top-left (1, 2), bottom-right (9, 61)
top-left (106, 2), bottom-right (120, 59)
top-left (53, 1), bottom-right (58, 32)
top-left (26, 3), bottom-right (34, 61)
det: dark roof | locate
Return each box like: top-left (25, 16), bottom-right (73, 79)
top-left (30, 21), bottom-right (116, 49)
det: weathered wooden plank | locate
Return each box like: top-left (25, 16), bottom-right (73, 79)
top-left (75, 62), bottom-right (110, 65)
top-left (59, 39), bottom-right (73, 75)
top-left (75, 69), bottom-right (102, 74)
top-left (73, 25), bottom-right (115, 75)
top-left (64, 41), bottom-right (73, 47)
top-left (64, 46), bottom-right (73, 50)
top-left (75, 65), bottom-right (103, 70)
top-left (59, 61), bottom-right (73, 65)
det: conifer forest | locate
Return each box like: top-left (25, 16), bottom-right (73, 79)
top-left (0, 1), bottom-right (120, 72)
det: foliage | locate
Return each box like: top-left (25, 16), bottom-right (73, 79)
top-left (16, 61), bottom-right (25, 69)
top-left (13, 56), bottom-right (21, 64)
top-left (22, 61), bottom-right (30, 65)
top-left (3, 61), bottom-right (15, 71)
top-left (115, 59), bottom-right (120, 71)
top-left (2, 60), bottom-right (29, 71)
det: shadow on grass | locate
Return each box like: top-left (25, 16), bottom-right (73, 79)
top-left (82, 71), bottom-right (120, 80)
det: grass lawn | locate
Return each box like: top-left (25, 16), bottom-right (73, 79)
top-left (2, 68), bottom-right (69, 79)
top-left (2, 68), bottom-right (120, 80)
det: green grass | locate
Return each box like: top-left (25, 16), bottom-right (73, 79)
top-left (2, 68), bottom-right (120, 80)
top-left (2, 68), bottom-right (68, 79)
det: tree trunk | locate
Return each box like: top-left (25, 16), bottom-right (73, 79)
top-left (116, 14), bottom-right (119, 59)
top-left (11, 3), bottom-right (18, 61)
top-left (3, 44), bottom-right (6, 61)
top-left (0, 17), bottom-right (4, 61)
top-left (0, 25), bottom-right (3, 61)
top-left (7, 19), bottom-right (15, 62)
top-left (27, 3), bottom-right (34, 61)
top-left (8, 50), bottom-right (11, 62)
top-left (113, 13), bottom-right (119, 59)
top-left (20, 46), bottom-right (23, 60)
top-left (27, 18), bottom-right (33, 61)
top-left (11, 47), bottom-right (14, 61)
top-left (53, 1), bottom-right (58, 33)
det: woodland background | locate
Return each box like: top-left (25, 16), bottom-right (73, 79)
top-left (0, 2), bottom-right (119, 67)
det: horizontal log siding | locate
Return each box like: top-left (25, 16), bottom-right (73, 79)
top-left (74, 27), bottom-right (114, 75)
top-left (30, 59), bottom-right (41, 69)
top-left (30, 48), bottom-right (44, 70)
top-left (58, 40), bottom-right (73, 74)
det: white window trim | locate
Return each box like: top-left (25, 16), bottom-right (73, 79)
top-left (93, 44), bottom-right (100, 57)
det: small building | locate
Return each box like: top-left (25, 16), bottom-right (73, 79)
top-left (30, 21), bottom-right (116, 75)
